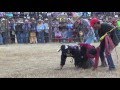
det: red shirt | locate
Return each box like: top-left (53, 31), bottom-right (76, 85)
top-left (79, 43), bottom-right (99, 69)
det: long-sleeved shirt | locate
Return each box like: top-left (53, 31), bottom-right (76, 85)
top-left (44, 23), bottom-right (49, 33)
top-left (36, 24), bottom-right (45, 32)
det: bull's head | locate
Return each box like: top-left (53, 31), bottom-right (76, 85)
top-left (58, 45), bottom-right (73, 57)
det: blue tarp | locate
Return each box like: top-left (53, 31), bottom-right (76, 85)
top-left (6, 13), bottom-right (13, 17)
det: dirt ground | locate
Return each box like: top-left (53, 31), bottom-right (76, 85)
top-left (0, 43), bottom-right (120, 78)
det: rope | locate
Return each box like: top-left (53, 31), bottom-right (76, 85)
top-left (100, 26), bottom-right (117, 41)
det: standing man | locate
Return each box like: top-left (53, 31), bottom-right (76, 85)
top-left (9, 19), bottom-right (16, 43)
top-left (15, 20), bottom-right (24, 44)
top-left (36, 20), bottom-right (45, 43)
top-left (83, 19), bottom-right (95, 44)
top-left (30, 18), bottom-right (37, 44)
top-left (90, 18), bottom-right (117, 70)
top-left (44, 18), bottom-right (49, 43)
top-left (51, 18), bottom-right (59, 42)
top-left (66, 20), bottom-right (73, 42)
top-left (0, 21), bottom-right (3, 45)
top-left (1, 18), bottom-right (8, 44)
top-left (22, 19), bottom-right (31, 44)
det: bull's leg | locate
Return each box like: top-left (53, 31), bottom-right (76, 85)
top-left (72, 50), bottom-right (81, 68)
top-left (74, 58), bottom-right (79, 68)
top-left (75, 58), bottom-right (84, 69)
top-left (60, 55), bottom-right (67, 69)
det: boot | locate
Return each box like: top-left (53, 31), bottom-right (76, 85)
top-left (109, 67), bottom-right (116, 71)
top-left (100, 60), bottom-right (107, 67)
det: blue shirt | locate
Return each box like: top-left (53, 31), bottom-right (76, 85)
top-left (37, 24), bottom-right (45, 32)
top-left (67, 24), bottom-right (73, 29)
top-left (44, 23), bottom-right (49, 33)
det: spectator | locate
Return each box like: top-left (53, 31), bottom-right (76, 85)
top-left (22, 19), bottom-right (31, 43)
top-left (66, 20), bottom-right (73, 42)
top-left (0, 22), bottom-right (3, 45)
top-left (51, 19), bottom-right (59, 42)
top-left (80, 19), bottom-right (95, 44)
top-left (36, 20), bottom-right (45, 43)
top-left (0, 32), bottom-right (3, 45)
top-left (44, 18), bottom-right (49, 43)
top-left (61, 29), bottom-right (67, 43)
top-left (55, 30), bottom-right (62, 42)
top-left (29, 18), bottom-right (37, 44)
top-left (9, 19), bottom-right (16, 43)
top-left (1, 18), bottom-right (8, 44)
top-left (15, 20), bottom-right (24, 44)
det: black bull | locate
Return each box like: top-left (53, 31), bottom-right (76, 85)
top-left (59, 45), bottom-right (94, 69)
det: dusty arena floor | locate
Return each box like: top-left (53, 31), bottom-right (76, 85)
top-left (0, 43), bottom-right (120, 78)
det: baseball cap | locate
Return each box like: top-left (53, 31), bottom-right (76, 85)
top-left (90, 18), bottom-right (100, 27)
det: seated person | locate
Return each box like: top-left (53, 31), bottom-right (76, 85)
top-left (55, 30), bottom-right (62, 42)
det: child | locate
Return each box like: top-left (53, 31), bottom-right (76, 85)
top-left (55, 30), bottom-right (62, 42)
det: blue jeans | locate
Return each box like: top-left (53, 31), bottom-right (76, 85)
top-left (67, 30), bottom-right (73, 38)
top-left (23, 32), bottom-right (29, 43)
top-left (37, 31), bottom-right (45, 43)
top-left (16, 32), bottom-right (24, 44)
top-left (106, 54), bottom-right (115, 69)
top-left (0, 34), bottom-right (3, 44)
top-left (100, 44), bottom-right (115, 69)
top-left (2, 32), bottom-right (8, 44)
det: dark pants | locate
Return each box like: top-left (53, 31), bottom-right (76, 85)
top-left (16, 32), bottom-right (24, 44)
top-left (0, 33), bottom-right (3, 44)
top-left (10, 31), bottom-right (15, 43)
top-left (106, 54), bottom-right (115, 68)
top-left (2, 32), bottom-right (8, 44)
top-left (100, 41), bottom-right (115, 69)
top-left (23, 31), bottom-right (29, 43)
top-left (37, 31), bottom-right (45, 43)
top-left (44, 32), bottom-right (49, 43)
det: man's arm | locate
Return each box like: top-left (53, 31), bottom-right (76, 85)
top-left (93, 47), bottom-right (100, 70)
